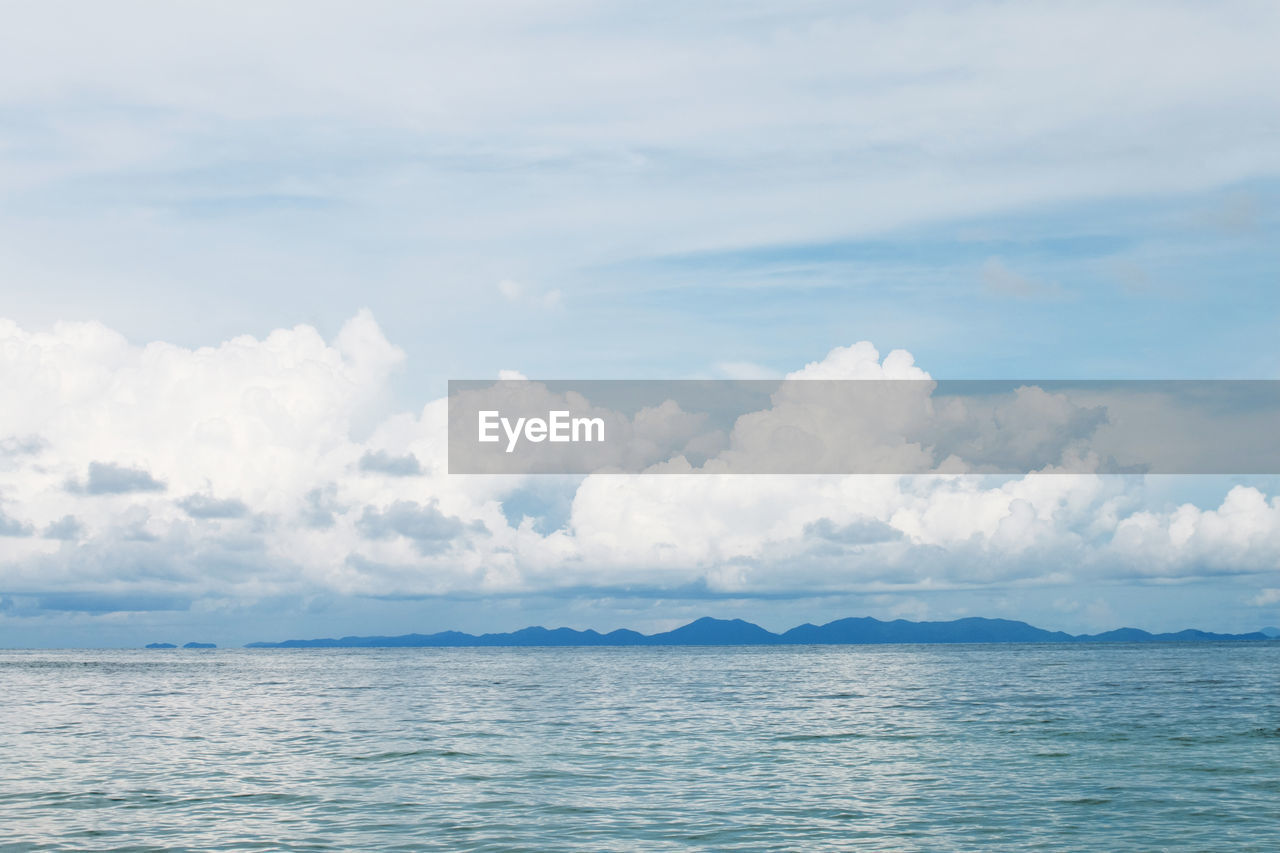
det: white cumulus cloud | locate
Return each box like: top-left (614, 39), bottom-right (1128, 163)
top-left (1, 313), bottom-right (1279, 612)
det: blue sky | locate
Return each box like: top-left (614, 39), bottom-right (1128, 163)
top-left (1, 1), bottom-right (1279, 646)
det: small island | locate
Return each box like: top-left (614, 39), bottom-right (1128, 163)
top-left (182, 642), bottom-right (216, 649)
top-left (144, 642), bottom-right (176, 649)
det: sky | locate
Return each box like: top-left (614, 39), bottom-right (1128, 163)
top-left (1, 1), bottom-right (1279, 646)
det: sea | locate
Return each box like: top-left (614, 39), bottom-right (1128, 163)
top-left (2, 644), bottom-right (1278, 851)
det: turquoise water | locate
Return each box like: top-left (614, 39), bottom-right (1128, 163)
top-left (2, 644), bottom-right (1278, 851)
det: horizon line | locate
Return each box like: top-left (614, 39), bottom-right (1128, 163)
top-left (237, 614), bottom-right (1280, 649)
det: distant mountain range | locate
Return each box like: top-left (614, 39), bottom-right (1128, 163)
top-left (145, 641), bottom-right (217, 649)
top-left (244, 616), bottom-right (1277, 648)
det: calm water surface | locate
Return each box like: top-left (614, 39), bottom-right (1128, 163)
top-left (2, 644), bottom-right (1278, 851)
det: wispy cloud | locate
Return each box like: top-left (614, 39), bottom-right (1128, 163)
top-left (981, 257), bottom-right (1063, 300)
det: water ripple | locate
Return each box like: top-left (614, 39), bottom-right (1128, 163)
top-left (0, 644), bottom-right (1277, 851)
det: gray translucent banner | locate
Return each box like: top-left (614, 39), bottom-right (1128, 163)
top-left (448, 380), bottom-right (1280, 475)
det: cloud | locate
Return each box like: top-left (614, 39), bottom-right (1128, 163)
top-left (0, 436), bottom-right (44, 458)
top-left (713, 362), bottom-right (780, 380)
top-left (0, 2), bottom-right (1276, 445)
top-left (42, 515), bottom-right (83, 540)
top-left (301, 486), bottom-right (341, 530)
top-left (497, 279), bottom-right (522, 301)
top-left (356, 500), bottom-right (486, 555)
top-left (0, 506), bottom-right (34, 537)
top-left (30, 593), bottom-right (190, 614)
top-left (498, 279), bottom-right (562, 308)
top-left (73, 462), bottom-right (167, 495)
top-left (179, 494), bottom-right (250, 519)
top-left (4, 0), bottom-right (1272, 367)
top-left (981, 257), bottom-right (1062, 299)
top-left (358, 450), bottom-right (422, 477)
top-left (786, 342), bottom-right (928, 381)
top-left (2, 311), bottom-right (1280, 615)
top-left (804, 517), bottom-right (902, 545)
top-left (1249, 589), bottom-right (1280, 607)
top-left (1201, 190), bottom-right (1263, 235)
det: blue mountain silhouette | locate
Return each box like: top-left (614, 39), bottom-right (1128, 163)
top-left (245, 616), bottom-right (1274, 648)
